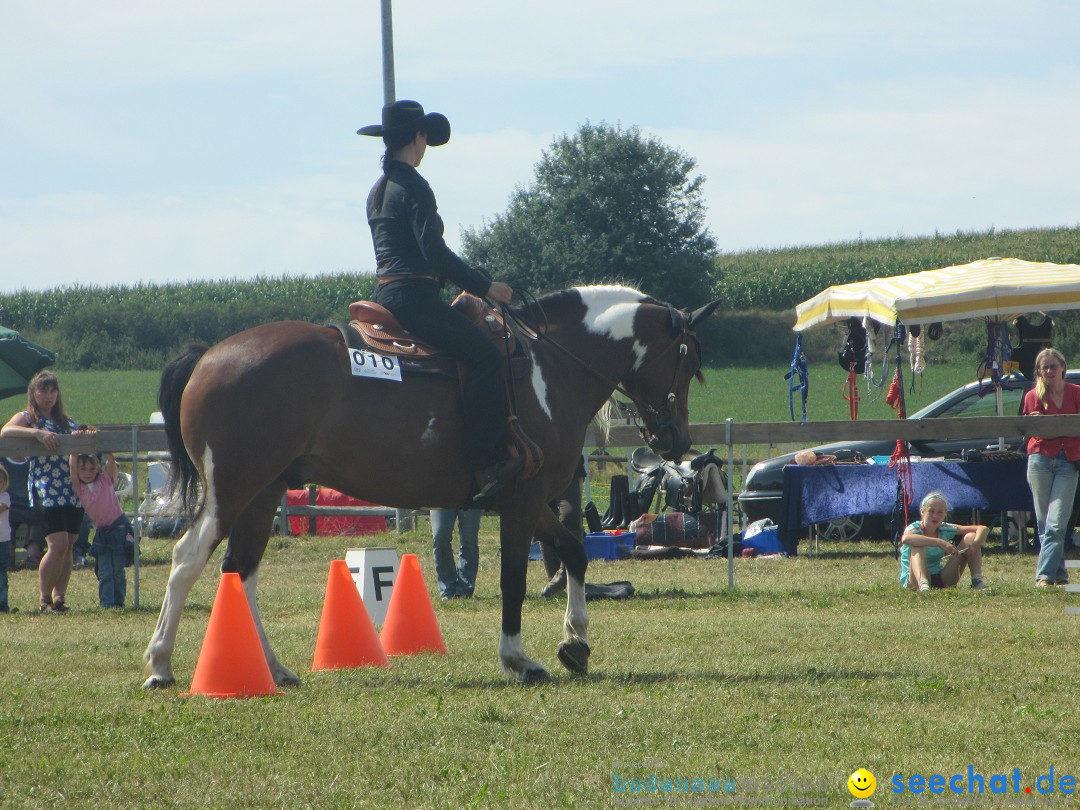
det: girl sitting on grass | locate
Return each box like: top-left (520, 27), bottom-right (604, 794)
top-left (900, 491), bottom-right (989, 591)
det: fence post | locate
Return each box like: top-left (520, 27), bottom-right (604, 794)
top-left (725, 418), bottom-right (735, 590)
top-left (131, 425), bottom-right (141, 609)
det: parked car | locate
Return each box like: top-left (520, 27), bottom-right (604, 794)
top-left (737, 371), bottom-right (1080, 541)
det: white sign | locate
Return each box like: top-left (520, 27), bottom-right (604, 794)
top-left (345, 547), bottom-right (400, 625)
top-left (349, 348), bottom-right (402, 382)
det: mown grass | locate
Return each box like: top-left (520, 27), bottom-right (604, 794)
top-left (1, 361), bottom-right (963, 440)
top-left (0, 531), bottom-right (1076, 809)
top-left (1, 365), bottom-right (1077, 807)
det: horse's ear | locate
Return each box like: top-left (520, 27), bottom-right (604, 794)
top-left (688, 299), bottom-right (722, 328)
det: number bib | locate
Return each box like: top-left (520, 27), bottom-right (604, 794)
top-left (349, 349), bottom-right (403, 382)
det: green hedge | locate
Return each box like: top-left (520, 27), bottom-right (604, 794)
top-left (3, 224), bottom-right (1079, 370)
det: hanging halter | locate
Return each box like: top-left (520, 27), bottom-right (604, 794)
top-left (883, 321), bottom-right (913, 533)
top-left (842, 364), bottom-right (860, 421)
top-left (786, 334), bottom-right (809, 423)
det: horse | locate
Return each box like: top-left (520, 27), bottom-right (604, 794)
top-left (143, 284), bottom-right (720, 688)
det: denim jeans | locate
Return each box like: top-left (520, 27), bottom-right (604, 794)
top-left (95, 548), bottom-right (127, 607)
top-left (430, 508), bottom-right (482, 598)
top-left (1026, 451), bottom-right (1077, 583)
top-left (0, 541), bottom-right (9, 610)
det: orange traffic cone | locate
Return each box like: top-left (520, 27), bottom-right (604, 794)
top-left (380, 553), bottom-right (448, 655)
top-left (184, 572), bottom-right (280, 698)
top-left (311, 560), bottom-right (390, 670)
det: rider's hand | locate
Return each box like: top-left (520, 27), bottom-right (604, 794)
top-left (487, 281), bottom-right (514, 306)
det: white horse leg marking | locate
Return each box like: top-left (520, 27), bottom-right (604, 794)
top-left (498, 632), bottom-right (549, 683)
top-left (563, 573), bottom-right (589, 645)
top-left (143, 448), bottom-right (221, 688)
top-left (242, 569), bottom-right (300, 686)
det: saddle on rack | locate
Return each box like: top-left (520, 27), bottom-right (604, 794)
top-left (632, 447), bottom-right (728, 516)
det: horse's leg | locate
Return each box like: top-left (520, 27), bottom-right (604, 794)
top-left (222, 484), bottom-right (296, 686)
top-left (143, 508), bottom-right (223, 689)
top-left (497, 499), bottom-right (551, 684)
top-left (240, 569), bottom-right (299, 686)
top-left (535, 507), bottom-right (591, 674)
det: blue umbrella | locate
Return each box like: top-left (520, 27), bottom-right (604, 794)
top-left (0, 327), bottom-right (55, 400)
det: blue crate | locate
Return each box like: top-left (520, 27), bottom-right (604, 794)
top-left (584, 531), bottom-right (633, 561)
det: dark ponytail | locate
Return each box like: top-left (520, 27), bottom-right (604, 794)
top-left (374, 127), bottom-right (421, 210)
top-left (380, 127), bottom-right (421, 170)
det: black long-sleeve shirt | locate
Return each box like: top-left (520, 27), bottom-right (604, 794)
top-left (366, 160), bottom-right (492, 297)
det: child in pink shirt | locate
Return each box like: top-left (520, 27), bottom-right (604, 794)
top-left (70, 450), bottom-right (133, 608)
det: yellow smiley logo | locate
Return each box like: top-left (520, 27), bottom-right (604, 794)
top-left (847, 768), bottom-right (876, 798)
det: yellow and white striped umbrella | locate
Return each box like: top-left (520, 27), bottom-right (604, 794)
top-left (793, 257), bottom-right (1080, 331)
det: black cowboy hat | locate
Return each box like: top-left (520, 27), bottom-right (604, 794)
top-left (357, 99), bottom-right (451, 146)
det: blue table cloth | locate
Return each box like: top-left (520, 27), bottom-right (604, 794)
top-left (778, 460), bottom-right (1038, 547)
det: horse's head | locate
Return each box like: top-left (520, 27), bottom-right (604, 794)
top-left (620, 297), bottom-right (722, 460)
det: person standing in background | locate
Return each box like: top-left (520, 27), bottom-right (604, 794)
top-left (1, 371), bottom-right (84, 613)
top-left (430, 508), bottom-right (483, 600)
top-left (1022, 347), bottom-right (1080, 588)
top-left (0, 464), bottom-right (11, 612)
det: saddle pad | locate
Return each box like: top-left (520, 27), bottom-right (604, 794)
top-left (633, 511), bottom-right (720, 549)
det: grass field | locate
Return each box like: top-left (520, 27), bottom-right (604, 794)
top-left (0, 361), bottom-right (964, 439)
top-left (3, 364), bottom-right (1074, 808)
top-left (0, 531), bottom-right (1076, 808)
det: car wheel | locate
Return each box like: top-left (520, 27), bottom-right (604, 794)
top-left (814, 514), bottom-right (870, 542)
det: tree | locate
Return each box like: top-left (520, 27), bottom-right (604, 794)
top-left (461, 122), bottom-right (717, 307)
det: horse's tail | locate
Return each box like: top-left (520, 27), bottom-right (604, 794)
top-left (158, 343), bottom-right (209, 514)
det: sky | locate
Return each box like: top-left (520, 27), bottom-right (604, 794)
top-left (2, 0), bottom-right (1079, 295)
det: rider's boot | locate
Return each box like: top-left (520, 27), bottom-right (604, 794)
top-left (472, 454), bottom-right (527, 503)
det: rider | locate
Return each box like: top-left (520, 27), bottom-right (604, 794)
top-left (358, 99), bottom-right (524, 502)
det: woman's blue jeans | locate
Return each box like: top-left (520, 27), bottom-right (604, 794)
top-left (430, 508), bottom-right (481, 598)
top-left (1026, 451), bottom-right (1077, 584)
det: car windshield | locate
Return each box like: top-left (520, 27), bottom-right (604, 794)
top-left (909, 379), bottom-right (1030, 420)
top-left (939, 386), bottom-right (1026, 418)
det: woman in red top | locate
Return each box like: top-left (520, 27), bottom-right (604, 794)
top-left (1021, 347), bottom-right (1080, 587)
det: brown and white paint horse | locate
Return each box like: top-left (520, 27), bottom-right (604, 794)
top-left (144, 285), bottom-right (719, 687)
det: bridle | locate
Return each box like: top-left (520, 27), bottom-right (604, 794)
top-left (500, 298), bottom-right (697, 448)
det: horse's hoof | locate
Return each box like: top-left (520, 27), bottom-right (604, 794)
top-left (520, 666), bottom-right (551, 685)
top-left (142, 675), bottom-right (176, 690)
top-left (557, 638), bottom-right (591, 674)
top-left (275, 669), bottom-right (302, 687)
top-left (540, 567), bottom-right (567, 598)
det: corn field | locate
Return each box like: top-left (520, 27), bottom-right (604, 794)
top-left (2, 225), bottom-right (1079, 370)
